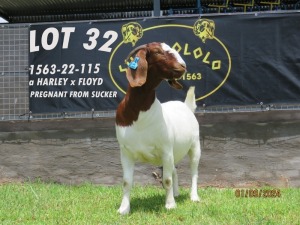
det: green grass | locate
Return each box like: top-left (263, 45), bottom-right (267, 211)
top-left (0, 182), bottom-right (299, 225)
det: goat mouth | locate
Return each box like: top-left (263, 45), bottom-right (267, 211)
top-left (173, 70), bottom-right (186, 79)
top-left (167, 79), bottom-right (183, 89)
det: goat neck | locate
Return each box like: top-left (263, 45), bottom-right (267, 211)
top-left (116, 42), bottom-right (185, 127)
top-left (116, 82), bottom-right (158, 127)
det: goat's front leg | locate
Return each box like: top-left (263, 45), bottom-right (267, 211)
top-left (118, 150), bottom-right (135, 215)
top-left (163, 152), bottom-right (176, 209)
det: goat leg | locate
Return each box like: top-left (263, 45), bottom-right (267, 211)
top-left (118, 150), bottom-right (135, 215)
top-left (188, 140), bottom-right (201, 202)
top-left (162, 152), bottom-right (176, 209)
top-left (172, 167), bottom-right (179, 197)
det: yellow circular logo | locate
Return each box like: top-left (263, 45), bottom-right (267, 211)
top-left (109, 19), bottom-right (231, 101)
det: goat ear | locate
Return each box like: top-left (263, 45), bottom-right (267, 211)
top-left (126, 49), bottom-right (148, 88)
top-left (168, 79), bottom-right (183, 89)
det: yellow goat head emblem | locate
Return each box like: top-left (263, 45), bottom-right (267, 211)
top-left (122, 22), bottom-right (143, 47)
top-left (193, 19), bottom-right (215, 43)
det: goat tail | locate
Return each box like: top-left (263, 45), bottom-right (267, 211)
top-left (184, 86), bottom-right (197, 113)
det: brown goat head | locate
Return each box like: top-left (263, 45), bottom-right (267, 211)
top-left (125, 42), bottom-right (186, 89)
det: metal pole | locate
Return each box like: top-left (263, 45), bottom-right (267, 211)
top-left (197, 0), bottom-right (202, 14)
top-left (153, 0), bottom-right (161, 17)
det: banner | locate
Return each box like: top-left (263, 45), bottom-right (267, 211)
top-left (29, 12), bottom-right (300, 113)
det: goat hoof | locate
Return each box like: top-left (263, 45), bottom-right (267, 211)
top-left (152, 171), bottom-right (163, 185)
top-left (165, 202), bottom-right (177, 210)
top-left (174, 190), bottom-right (180, 197)
top-left (118, 206), bottom-right (130, 215)
top-left (191, 195), bottom-right (200, 202)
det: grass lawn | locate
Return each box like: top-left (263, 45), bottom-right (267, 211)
top-left (0, 182), bottom-right (299, 224)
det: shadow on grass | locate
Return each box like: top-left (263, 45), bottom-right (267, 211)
top-left (130, 191), bottom-right (190, 213)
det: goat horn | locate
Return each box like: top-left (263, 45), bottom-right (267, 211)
top-left (125, 44), bottom-right (147, 63)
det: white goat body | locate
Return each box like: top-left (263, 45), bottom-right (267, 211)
top-left (116, 94), bottom-right (199, 166)
top-left (116, 42), bottom-right (201, 215)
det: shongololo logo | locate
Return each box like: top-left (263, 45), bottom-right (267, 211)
top-left (110, 20), bottom-right (231, 101)
top-left (121, 22), bottom-right (143, 47)
top-left (193, 19), bottom-right (215, 43)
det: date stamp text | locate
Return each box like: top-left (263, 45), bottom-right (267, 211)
top-left (235, 189), bottom-right (281, 198)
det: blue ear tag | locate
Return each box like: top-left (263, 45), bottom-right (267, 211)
top-left (128, 57), bottom-right (140, 70)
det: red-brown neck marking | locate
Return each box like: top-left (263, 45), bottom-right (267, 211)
top-left (116, 42), bottom-right (186, 126)
top-left (116, 84), bottom-right (156, 126)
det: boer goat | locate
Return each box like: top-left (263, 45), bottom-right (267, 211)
top-left (116, 42), bottom-right (201, 215)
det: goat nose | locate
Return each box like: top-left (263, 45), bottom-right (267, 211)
top-left (181, 63), bottom-right (187, 70)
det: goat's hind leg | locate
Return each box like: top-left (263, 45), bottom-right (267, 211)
top-left (188, 139), bottom-right (201, 202)
top-left (118, 150), bottom-right (135, 215)
top-left (172, 167), bottom-right (179, 197)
